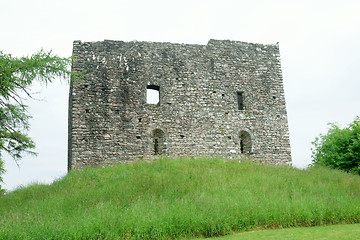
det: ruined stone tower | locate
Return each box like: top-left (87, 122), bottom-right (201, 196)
top-left (68, 39), bottom-right (291, 170)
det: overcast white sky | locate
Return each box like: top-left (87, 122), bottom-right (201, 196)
top-left (1, 0), bottom-right (360, 191)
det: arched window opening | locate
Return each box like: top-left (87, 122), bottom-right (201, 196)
top-left (239, 130), bottom-right (251, 155)
top-left (151, 129), bottom-right (165, 155)
top-left (147, 85), bottom-right (160, 105)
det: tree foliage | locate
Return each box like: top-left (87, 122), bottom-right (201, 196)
top-left (0, 50), bottom-right (81, 193)
top-left (311, 117), bottom-right (360, 174)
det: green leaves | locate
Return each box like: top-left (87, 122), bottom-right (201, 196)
top-left (0, 49), bottom-right (81, 192)
top-left (312, 117), bottom-right (360, 174)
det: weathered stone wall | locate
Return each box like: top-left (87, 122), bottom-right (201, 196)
top-left (68, 39), bottom-right (292, 170)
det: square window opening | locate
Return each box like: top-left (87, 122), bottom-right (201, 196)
top-left (147, 85), bottom-right (160, 105)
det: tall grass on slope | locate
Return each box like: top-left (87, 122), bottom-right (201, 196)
top-left (0, 158), bottom-right (360, 239)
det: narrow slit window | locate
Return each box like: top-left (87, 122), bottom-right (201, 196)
top-left (240, 139), bottom-right (244, 153)
top-left (154, 138), bottom-right (159, 155)
top-left (237, 92), bottom-right (244, 110)
top-left (147, 85), bottom-right (160, 105)
top-left (151, 129), bottom-right (165, 155)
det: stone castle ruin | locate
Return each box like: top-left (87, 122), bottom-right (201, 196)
top-left (68, 39), bottom-right (292, 170)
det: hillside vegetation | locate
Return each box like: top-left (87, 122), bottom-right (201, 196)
top-left (0, 158), bottom-right (360, 239)
top-left (209, 223), bottom-right (360, 240)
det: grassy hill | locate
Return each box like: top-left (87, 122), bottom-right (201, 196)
top-left (208, 223), bottom-right (360, 240)
top-left (0, 158), bottom-right (359, 239)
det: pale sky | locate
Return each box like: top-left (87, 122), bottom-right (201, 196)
top-left (1, 0), bottom-right (360, 191)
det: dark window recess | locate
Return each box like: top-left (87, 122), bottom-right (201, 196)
top-left (210, 58), bottom-right (215, 71)
top-left (237, 92), bottom-right (244, 110)
top-left (180, 134), bottom-right (185, 138)
top-left (154, 139), bottom-right (159, 155)
top-left (152, 129), bottom-right (165, 155)
top-left (85, 109), bottom-right (90, 113)
top-left (228, 136), bottom-right (232, 140)
top-left (138, 118), bottom-right (142, 122)
top-left (136, 136), bottom-right (141, 139)
top-left (239, 131), bottom-right (251, 154)
top-left (147, 85), bottom-right (160, 105)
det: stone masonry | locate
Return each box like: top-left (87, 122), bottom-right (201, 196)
top-left (68, 39), bottom-right (292, 170)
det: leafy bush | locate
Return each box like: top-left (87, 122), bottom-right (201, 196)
top-left (312, 117), bottom-right (360, 174)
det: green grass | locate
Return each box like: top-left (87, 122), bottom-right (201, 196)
top-left (207, 223), bottom-right (360, 240)
top-left (0, 158), bottom-right (360, 239)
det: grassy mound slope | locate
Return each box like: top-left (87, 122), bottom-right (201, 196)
top-left (209, 223), bottom-right (360, 240)
top-left (0, 158), bottom-right (360, 239)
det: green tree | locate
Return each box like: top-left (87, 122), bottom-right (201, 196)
top-left (311, 117), bottom-right (360, 174)
top-left (0, 50), bottom-right (81, 194)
